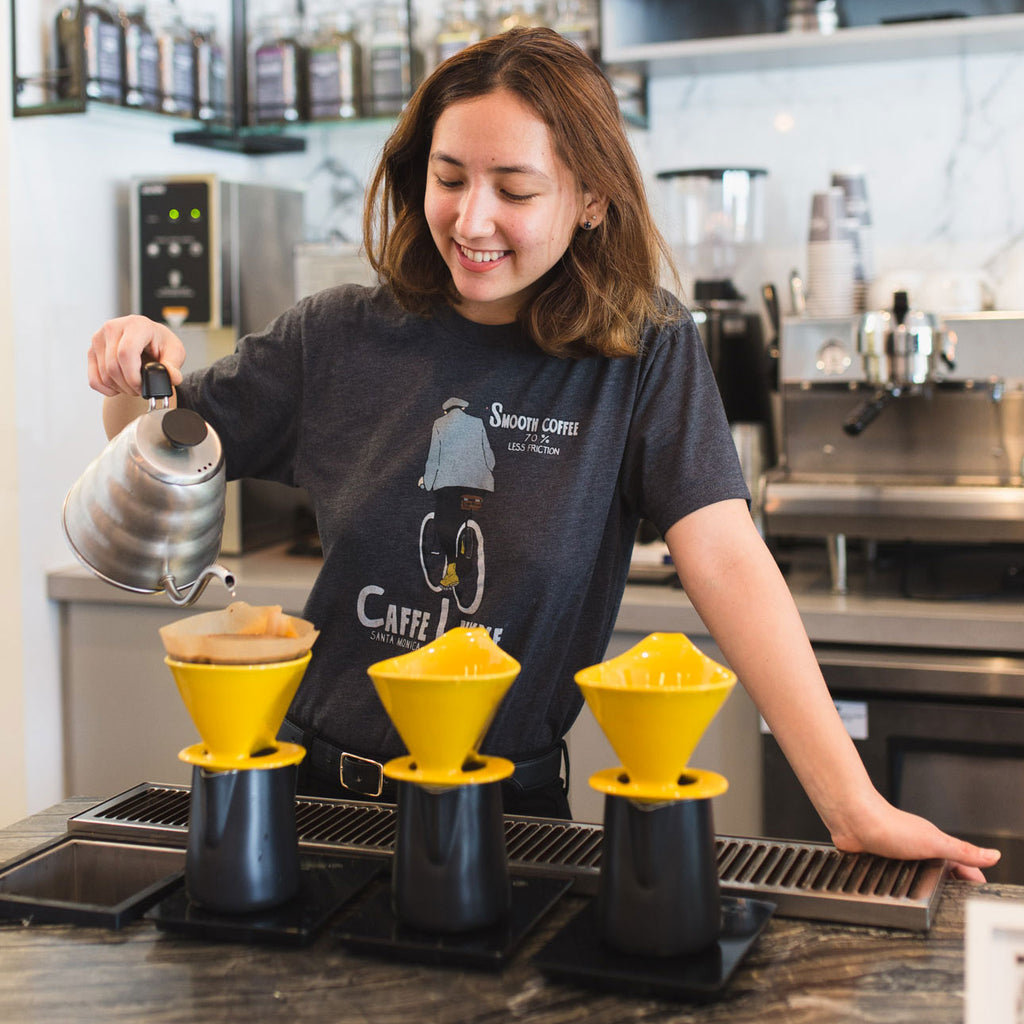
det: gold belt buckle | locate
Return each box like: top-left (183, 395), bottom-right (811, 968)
top-left (340, 752), bottom-right (384, 798)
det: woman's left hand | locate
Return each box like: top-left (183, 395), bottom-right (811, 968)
top-left (828, 795), bottom-right (1000, 882)
top-left (665, 502), bottom-right (1001, 885)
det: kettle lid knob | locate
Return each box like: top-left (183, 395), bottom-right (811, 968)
top-left (161, 408), bottom-right (209, 449)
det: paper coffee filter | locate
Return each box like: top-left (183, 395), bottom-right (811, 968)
top-left (159, 601), bottom-right (319, 664)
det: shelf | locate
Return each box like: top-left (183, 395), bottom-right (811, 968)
top-left (10, 0), bottom-right (416, 154)
top-left (10, 93), bottom-right (311, 152)
top-left (172, 127), bottom-right (307, 154)
top-left (600, 13), bottom-right (1024, 76)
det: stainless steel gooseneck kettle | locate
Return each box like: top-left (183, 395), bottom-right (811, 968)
top-left (62, 362), bottom-right (236, 606)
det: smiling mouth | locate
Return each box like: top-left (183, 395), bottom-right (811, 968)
top-left (458, 244), bottom-right (510, 264)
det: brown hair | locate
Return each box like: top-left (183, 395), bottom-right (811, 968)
top-left (363, 27), bottom-right (678, 358)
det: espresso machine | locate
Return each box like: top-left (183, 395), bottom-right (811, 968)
top-left (763, 306), bottom-right (1024, 592)
top-left (658, 168), bottom-right (777, 518)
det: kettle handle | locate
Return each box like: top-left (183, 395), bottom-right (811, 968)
top-left (141, 362), bottom-right (173, 402)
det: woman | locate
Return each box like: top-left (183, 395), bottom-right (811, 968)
top-left (89, 29), bottom-right (997, 878)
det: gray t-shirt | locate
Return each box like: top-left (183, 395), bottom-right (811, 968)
top-left (176, 284), bottom-right (748, 762)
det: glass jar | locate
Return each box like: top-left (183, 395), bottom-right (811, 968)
top-left (122, 3), bottom-right (160, 110)
top-left (435, 0), bottom-right (484, 66)
top-left (306, 8), bottom-right (363, 121)
top-left (53, 0), bottom-right (124, 103)
top-left (250, 11), bottom-right (307, 124)
top-left (193, 14), bottom-right (228, 122)
top-left (151, 0), bottom-right (196, 115)
top-left (368, 2), bottom-right (412, 117)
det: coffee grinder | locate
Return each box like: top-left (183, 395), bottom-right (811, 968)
top-left (130, 174), bottom-right (310, 556)
top-left (658, 168), bottom-right (776, 477)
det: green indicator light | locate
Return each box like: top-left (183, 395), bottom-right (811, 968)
top-left (169, 208), bottom-right (180, 220)
top-left (190, 208), bottom-right (201, 220)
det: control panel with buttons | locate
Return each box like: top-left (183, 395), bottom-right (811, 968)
top-left (134, 177), bottom-right (218, 326)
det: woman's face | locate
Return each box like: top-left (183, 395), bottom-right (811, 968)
top-left (424, 89), bottom-right (590, 325)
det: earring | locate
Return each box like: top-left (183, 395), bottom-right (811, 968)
top-left (583, 220), bottom-right (592, 230)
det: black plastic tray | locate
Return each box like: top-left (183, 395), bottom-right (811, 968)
top-left (534, 895), bottom-right (775, 1002)
top-left (147, 853), bottom-right (383, 946)
top-left (0, 835), bottom-right (185, 929)
top-left (334, 876), bottom-right (572, 969)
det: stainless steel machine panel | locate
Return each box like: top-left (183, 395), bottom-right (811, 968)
top-left (779, 387), bottom-right (1024, 482)
top-left (765, 312), bottom-right (1024, 548)
top-left (779, 313), bottom-right (1024, 385)
top-left (131, 173), bottom-right (303, 331)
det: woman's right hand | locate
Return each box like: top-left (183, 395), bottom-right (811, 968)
top-left (88, 315), bottom-right (187, 397)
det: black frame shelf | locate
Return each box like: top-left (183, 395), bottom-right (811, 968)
top-left (172, 126), bottom-right (307, 154)
top-left (10, 0), bottom-right (418, 153)
top-left (11, 1), bottom-right (629, 150)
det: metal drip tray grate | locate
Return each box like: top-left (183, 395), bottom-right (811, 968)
top-left (69, 783), bottom-right (947, 930)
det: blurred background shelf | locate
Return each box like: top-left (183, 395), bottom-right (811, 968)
top-left (600, 4), bottom-right (1024, 76)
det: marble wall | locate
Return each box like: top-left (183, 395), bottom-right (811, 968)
top-left (645, 49), bottom-right (1024, 315)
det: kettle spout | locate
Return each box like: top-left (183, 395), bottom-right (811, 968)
top-left (160, 564), bottom-right (237, 607)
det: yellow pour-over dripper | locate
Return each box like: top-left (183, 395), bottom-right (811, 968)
top-left (575, 633), bottom-right (736, 802)
top-left (167, 652), bottom-right (311, 770)
top-left (367, 627), bottom-right (519, 786)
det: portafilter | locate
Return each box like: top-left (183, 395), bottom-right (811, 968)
top-left (62, 362), bottom-right (235, 606)
top-left (843, 290), bottom-right (957, 436)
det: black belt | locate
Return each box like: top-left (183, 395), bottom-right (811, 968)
top-left (279, 718), bottom-right (565, 801)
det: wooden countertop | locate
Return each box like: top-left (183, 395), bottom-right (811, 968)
top-left (48, 543), bottom-right (1024, 654)
top-left (2, 798), bottom-right (1021, 1024)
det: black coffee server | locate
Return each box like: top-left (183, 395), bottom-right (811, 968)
top-left (165, 650), bottom-right (313, 913)
top-left (367, 627), bottom-right (522, 932)
top-left (575, 633), bottom-right (737, 955)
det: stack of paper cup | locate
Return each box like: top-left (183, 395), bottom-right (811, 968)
top-left (806, 187), bottom-right (855, 317)
top-left (831, 169), bottom-right (874, 312)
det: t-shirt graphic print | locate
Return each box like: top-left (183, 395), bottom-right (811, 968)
top-left (418, 396), bottom-right (496, 617)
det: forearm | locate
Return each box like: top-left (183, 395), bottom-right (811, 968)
top-left (664, 501), bottom-right (882, 844)
top-left (665, 499), bottom-right (1000, 876)
top-left (102, 394), bottom-right (152, 439)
